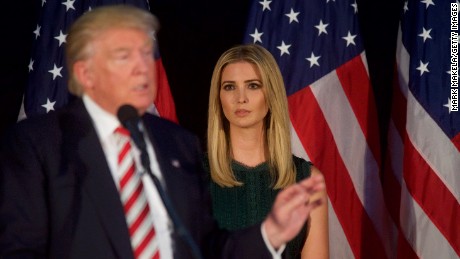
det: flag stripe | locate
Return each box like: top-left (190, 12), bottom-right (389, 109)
top-left (389, 2), bottom-right (460, 256)
top-left (395, 233), bottom-right (418, 259)
top-left (154, 58), bottom-right (178, 122)
top-left (398, 42), bottom-right (460, 203)
top-left (312, 66), bottom-right (395, 258)
top-left (385, 69), bottom-right (452, 259)
top-left (290, 122), bottom-right (310, 161)
top-left (384, 122), bottom-right (403, 216)
top-left (405, 93), bottom-right (460, 200)
top-left (453, 134), bottom-right (460, 152)
top-left (391, 67), bottom-right (408, 139)
top-left (335, 53), bottom-right (381, 166)
top-left (288, 84), bottom-right (387, 259)
top-left (326, 200), bottom-right (354, 258)
top-left (403, 129), bottom-right (460, 255)
top-left (400, 179), bottom-right (459, 259)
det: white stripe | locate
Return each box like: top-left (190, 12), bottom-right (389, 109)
top-left (17, 95), bottom-right (27, 121)
top-left (131, 215), bottom-right (154, 249)
top-left (116, 133), bottom-right (158, 256)
top-left (311, 66), bottom-right (396, 258)
top-left (290, 122), bottom-right (310, 161)
top-left (292, 121), bottom-right (355, 258)
top-left (388, 120), bottom-right (404, 185)
top-left (396, 26), bottom-right (409, 99)
top-left (118, 156), bottom-right (133, 176)
top-left (121, 173), bottom-right (141, 203)
top-left (398, 42), bottom-right (460, 202)
top-left (360, 52), bottom-right (370, 76)
top-left (125, 190), bottom-right (148, 225)
top-left (328, 199), bottom-right (355, 259)
top-left (400, 179), bottom-right (458, 259)
top-left (138, 239), bottom-right (159, 259)
top-left (406, 92), bottom-right (460, 202)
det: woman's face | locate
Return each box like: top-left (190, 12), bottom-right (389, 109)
top-left (219, 61), bottom-right (269, 130)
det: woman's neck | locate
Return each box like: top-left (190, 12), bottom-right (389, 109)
top-left (229, 126), bottom-right (266, 167)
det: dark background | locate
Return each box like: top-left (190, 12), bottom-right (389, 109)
top-left (1, 0), bottom-right (404, 153)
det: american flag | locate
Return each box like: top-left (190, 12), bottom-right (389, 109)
top-left (243, 0), bottom-right (396, 258)
top-left (19, 0), bottom-right (177, 123)
top-left (385, 0), bottom-right (460, 258)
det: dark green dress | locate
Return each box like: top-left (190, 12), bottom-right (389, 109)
top-left (203, 156), bottom-right (312, 259)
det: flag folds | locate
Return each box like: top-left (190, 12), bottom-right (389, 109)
top-left (20, 0), bottom-right (177, 123)
top-left (385, 1), bottom-right (460, 258)
top-left (243, 0), bottom-right (395, 258)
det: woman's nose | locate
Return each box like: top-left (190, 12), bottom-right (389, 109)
top-left (237, 88), bottom-right (248, 104)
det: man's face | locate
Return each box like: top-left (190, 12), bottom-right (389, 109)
top-left (81, 27), bottom-right (157, 115)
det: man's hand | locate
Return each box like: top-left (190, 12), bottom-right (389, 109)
top-left (263, 174), bottom-right (326, 249)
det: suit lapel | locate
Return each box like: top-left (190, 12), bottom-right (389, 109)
top-left (142, 115), bottom-right (204, 258)
top-left (142, 116), bottom-right (178, 198)
top-left (64, 101), bottom-right (134, 259)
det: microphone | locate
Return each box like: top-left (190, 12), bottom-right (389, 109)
top-left (117, 105), bottom-right (150, 173)
top-left (116, 104), bottom-right (203, 259)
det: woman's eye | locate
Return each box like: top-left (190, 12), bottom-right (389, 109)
top-left (248, 83), bottom-right (261, 89)
top-left (222, 84), bottom-right (235, 91)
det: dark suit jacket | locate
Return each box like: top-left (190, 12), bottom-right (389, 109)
top-left (0, 99), bottom-right (271, 259)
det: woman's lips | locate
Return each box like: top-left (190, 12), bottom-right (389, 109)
top-left (235, 109), bottom-right (250, 117)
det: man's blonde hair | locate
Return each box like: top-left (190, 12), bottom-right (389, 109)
top-left (65, 4), bottom-right (159, 96)
top-left (207, 44), bottom-right (296, 189)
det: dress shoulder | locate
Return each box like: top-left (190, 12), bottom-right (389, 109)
top-left (292, 155), bottom-right (312, 181)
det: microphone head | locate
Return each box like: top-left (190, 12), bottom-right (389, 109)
top-left (117, 104), bottom-right (139, 127)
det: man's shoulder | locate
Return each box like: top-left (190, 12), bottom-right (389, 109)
top-left (2, 99), bottom-right (89, 142)
top-left (143, 113), bottom-right (196, 138)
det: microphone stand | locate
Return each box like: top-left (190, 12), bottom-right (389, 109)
top-left (137, 130), bottom-right (204, 259)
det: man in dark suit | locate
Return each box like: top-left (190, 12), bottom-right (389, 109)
top-left (0, 4), bottom-right (325, 259)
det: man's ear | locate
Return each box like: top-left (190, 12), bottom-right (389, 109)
top-left (73, 60), bottom-right (94, 90)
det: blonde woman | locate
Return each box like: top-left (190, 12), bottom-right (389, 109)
top-left (206, 44), bottom-right (329, 258)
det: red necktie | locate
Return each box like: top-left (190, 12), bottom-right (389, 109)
top-left (115, 127), bottom-right (160, 259)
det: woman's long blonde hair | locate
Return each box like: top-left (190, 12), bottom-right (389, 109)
top-left (207, 44), bottom-right (295, 189)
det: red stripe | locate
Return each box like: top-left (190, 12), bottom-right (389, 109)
top-left (134, 227), bottom-right (155, 257)
top-left (129, 204), bottom-right (150, 235)
top-left (452, 132), bottom-right (460, 152)
top-left (115, 127), bottom-right (130, 136)
top-left (118, 142), bottom-right (132, 164)
top-left (335, 55), bottom-right (381, 166)
top-left (396, 232), bottom-right (419, 259)
top-left (382, 152), bottom-right (402, 229)
top-left (288, 86), bottom-right (387, 259)
top-left (154, 58), bottom-right (178, 123)
top-left (403, 134), bottom-right (460, 256)
top-left (120, 164), bottom-right (135, 189)
top-left (124, 181), bottom-right (143, 212)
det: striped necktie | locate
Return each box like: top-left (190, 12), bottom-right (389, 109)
top-left (115, 127), bottom-right (160, 259)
